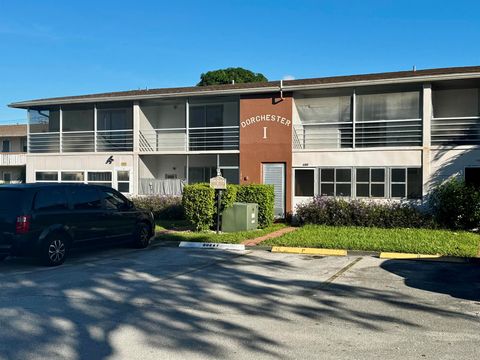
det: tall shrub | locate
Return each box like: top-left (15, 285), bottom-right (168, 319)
top-left (296, 196), bottom-right (434, 229)
top-left (428, 178), bottom-right (480, 230)
top-left (236, 184), bottom-right (275, 228)
top-left (182, 184), bottom-right (215, 231)
top-left (131, 195), bottom-right (184, 220)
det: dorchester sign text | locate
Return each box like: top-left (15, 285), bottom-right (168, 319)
top-left (241, 114), bottom-right (291, 128)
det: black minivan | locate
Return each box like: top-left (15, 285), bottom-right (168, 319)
top-left (0, 183), bottom-right (154, 266)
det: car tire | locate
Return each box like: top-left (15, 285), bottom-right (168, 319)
top-left (40, 235), bottom-right (68, 267)
top-left (133, 223), bottom-right (151, 249)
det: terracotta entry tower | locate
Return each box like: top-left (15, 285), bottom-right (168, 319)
top-left (239, 93), bottom-right (293, 216)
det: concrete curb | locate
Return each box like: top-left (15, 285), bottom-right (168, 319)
top-left (179, 241), bottom-right (246, 251)
top-left (271, 246), bottom-right (347, 256)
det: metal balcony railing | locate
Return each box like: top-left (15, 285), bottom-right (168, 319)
top-left (0, 153), bottom-right (27, 166)
top-left (139, 126), bottom-right (239, 152)
top-left (28, 130), bottom-right (133, 153)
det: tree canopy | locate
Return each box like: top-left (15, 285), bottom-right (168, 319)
top-left (197, 67), bottom-right (268, 86)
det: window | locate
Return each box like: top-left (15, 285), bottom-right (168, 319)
top-left (101, 189), bottom-right (128, 210)
top-left (36, 171), bottom-right (58, 182)
top-left (465, 167), bottom-right (480, 188)
top-left (319, 168), bottom-right (351, 197)
top-left (432, 88), bottom-right (480, 145)
top-left (61, 171), bottom-right (84, 182)
top-left (35, 189), bottom-right (68, 211)
top-left (390, 168), bottom-right (422, 199)
top-left (295, 95), bottom-right (352, 149)
top-left (3, 172), bottom-right (11, 183)
top-left (70, 187), bottom-right (102, 210)
top-left (87, 172), bottom-right (112, 188)
top-left (189, 104), bottom-right (225, 150)
top-left (2, 140), bottom-right (10, 152)
top-left (355, 168), bottom-right (385, 197)
top-left (295, 169), bottom-right (315, 196)
top-left (117, 171), bottom-right (130, 193)
top-left (356, 91), bottom-right (422, 147)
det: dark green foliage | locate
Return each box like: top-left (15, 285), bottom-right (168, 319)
top-left (197, 67), bottom-right (268, 86)
top-left (182, 184), bottom-right (216, 231)
top-left (296, 196), bottom-right (434, 229)
top-left (219, 184), bottom-right (238, 212)
top-left (131, 196), bottom-right (184, 220)
top-left (428, 177), bottom-right (480, 230)
top-left (236, 184), bottom-right (275, 228)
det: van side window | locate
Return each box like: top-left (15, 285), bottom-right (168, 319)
top-left (70, 188), bottom-right (102, 210)
top-left (35, 189), bottom-right (68, 211)
top-left (102, 189), bottom-right (128, 210)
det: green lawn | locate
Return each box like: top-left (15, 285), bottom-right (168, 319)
top-left (264, 225), bottom-right (480, 257)
top-left (155, 222), bottom-right (287, 244)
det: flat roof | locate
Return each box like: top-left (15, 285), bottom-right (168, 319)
top-left (9, 65), bottom-right (480, 108)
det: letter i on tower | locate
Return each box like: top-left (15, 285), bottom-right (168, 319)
top-left (263, 127), bottom-right (267, 139)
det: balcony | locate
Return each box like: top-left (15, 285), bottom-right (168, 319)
top-left (0, 153), bottom-right (26, 166)
top-left (29, 130), bottom-right (134, 153)
top-left (139, 126), bottom-right (239, 152)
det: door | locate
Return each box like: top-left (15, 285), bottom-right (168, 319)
top-left (262, 163), bottom-right (285, 218)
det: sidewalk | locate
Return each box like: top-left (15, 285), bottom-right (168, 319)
top-left (241, 227), bottom-right (297, 246)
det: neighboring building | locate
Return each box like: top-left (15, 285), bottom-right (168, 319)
top-left (8, 65), bottom-right (480, 217)
top-left (0, 124), bottom-right (27, 184)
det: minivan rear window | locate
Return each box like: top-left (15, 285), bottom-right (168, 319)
top-left (0, 189), bottom-right (24, 211)
top-left (35, 189), bottom-right (68, 211)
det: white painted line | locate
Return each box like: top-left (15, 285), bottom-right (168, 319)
top-left (179, 242), bottom-right (246, 251)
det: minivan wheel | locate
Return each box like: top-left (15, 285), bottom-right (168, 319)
top-left (41, 236), bottom-right (68, 266)
top-left (133, 223), bottom-right (151, 249)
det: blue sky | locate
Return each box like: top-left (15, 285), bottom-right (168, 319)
top-left (1, 0), bottom-right (479, 122)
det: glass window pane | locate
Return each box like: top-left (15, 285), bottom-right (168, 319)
top-left (62, 105), bottom-right (94, 131)
top-left (34, 189), bottom-right (68, 211)
top-left (407, 168), bottom-right (422, 199)
top-left (118, 182), bottom-right (130, 193)
top-left (61, 172), bottom-right (84, 182)
top-left (356, 92), bottom-right (420, 121)
top-left (36, 172), bottom-right (58, 181)
top-left (117, 171), bottom-right (130, 181)
top-left (356, 183), bottom-right (369, 197)
top-left (295, 169), bottom-right (314, 196)
top-left (189, 106), bottom-right (206, 128)
top-left (356, 168), bottom-right (369, 182)
top-left (28, 109), bottom-right (60, 133)
top-left (336, 184), bottom-right (351, 197)
top-left (391, 168), bottom-right (406, 183)
top-left (391, 184), bottom-right (406, 198)
top-left (320, 183), bottom-right (334, 196)
top-left (206, 105), bottom-right (223, 127)
top-left (102, 189), bottom-right (127, 210)
top-left (321, 169), bottom-right (334, 182)
top-left (97, 108), bottom-right (133, 130)
top-left (433, 88), bottom-right (479, 118)
top-left (335, 169), bottom-right (351, 182)
top-left (371, 169), bottom-right (385, 182)
top-left (70, 188), bottom-right (102, 210)
top-left (88, 172), bottom-right (112, 182)
top-left (371, 184), bottom-right (385, 197)
top-left (221, 168), bottom-right (239, 185)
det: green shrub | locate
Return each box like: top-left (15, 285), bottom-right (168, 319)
top-left (182, 184), bottom-right (216, 231)
top-left (131, 195), bottom-right (184, 220)
top-left (296, 196), bottom-right (434, 229)
top-left (428, 177), bottom-right (480, 230)
top-left (236, 184), bottom-right (275, 228)
top-left (220, 184), bottom-right (239, 211)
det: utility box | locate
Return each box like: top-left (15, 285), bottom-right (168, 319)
top-left (221, 202), bottom-right (258, 232)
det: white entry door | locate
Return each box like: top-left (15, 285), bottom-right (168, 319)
top-left (262, 163), bottom-right (285, 218)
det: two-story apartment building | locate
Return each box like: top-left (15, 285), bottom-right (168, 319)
top-left (0, 124), bottom-right (27, 183)
top-left (8, 65), bottom-right (480, 217)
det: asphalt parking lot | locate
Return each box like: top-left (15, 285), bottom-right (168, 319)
top-left (0, 242), bottom-right (479, 360)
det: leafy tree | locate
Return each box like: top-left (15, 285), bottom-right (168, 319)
top-left (197, 67), bottom-right (268, 86)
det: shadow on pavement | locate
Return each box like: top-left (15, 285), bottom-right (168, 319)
top-left (0, 249), bottom-right (478, 359)
top-left (381, 259), bottom-right (480, 301)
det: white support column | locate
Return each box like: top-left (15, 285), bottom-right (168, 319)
top-left (185, 98), bottom-right (189, 152)
top-left (352, 89), bottom-right (356, 148)
top-left (133, 101), bottom-right (140, 153)
top-left (26, 109), bottom-right (30, 154)
top-left (59, 106), bottom-right (63, 153)
top-left (422, 83), bottom-right (433, 197)
top-left (94, 104), bottom-right (97, 152)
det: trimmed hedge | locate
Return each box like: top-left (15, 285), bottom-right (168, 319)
top-left (296, 196), bottom-right (434, 229)
top-left (131, 195), bottom-right (184, 220)
top-left (236, 184), bottom-right (275, 228)
top-left (428, 177), bottom-right (480, 230)
top-left (182, 184), bottom-right (216, 231)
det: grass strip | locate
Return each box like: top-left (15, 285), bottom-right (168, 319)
top-left (263, 225), bottom-right (480, 258)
